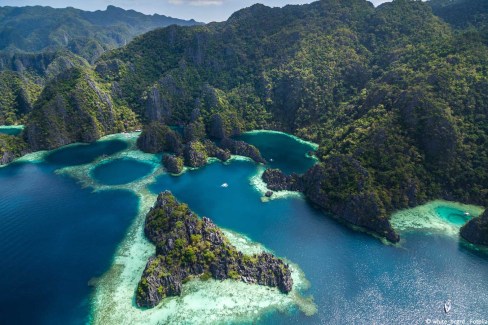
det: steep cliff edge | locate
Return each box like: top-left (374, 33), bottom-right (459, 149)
top-left (136, 191), bottom-right (293, 308)
top-left (25, 67), bottom-right (138, 150)
top-left (0, 134), bottom-right (28, 165)
top-left (461, 210), bottom-right (488, 246)
top-left (262, 156), bottom-right (400, 244)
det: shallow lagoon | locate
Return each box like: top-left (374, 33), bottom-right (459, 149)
top-left (0, 131), bottom-right (487, 324)
top-left (0, 125), bottom-right (24, 136)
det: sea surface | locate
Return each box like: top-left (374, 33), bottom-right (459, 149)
top-left (0, 131), bottom-right (487, 324)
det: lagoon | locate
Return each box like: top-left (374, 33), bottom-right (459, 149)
top-left (0, 131), bottom-right (487, 324)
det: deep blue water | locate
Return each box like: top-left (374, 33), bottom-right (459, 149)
top-left (0, 147), bottom-right (138, 324)
top-left (0, 132), bottom-right (487, 324)
top-left (91, 158), bottom-right (154, 186)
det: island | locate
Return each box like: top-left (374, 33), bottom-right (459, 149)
top-left (136, 191), bottom-right (293, 308)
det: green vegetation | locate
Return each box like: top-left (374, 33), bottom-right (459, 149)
top-left (0, 134), bottom-right (28, 164)
top-left (137, 191), bottom-right (292, 307)
top-left (4, 0), bottom-right (488, 241)
top-left (0, 5), bottom-right (200, 62)
top-left (24, 67), bottom-right (139, 150)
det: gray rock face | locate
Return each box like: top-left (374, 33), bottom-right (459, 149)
top-left (261, 158), bottom-right (400, 243)
top-left (183, 141), bottom-right (208, 167)
top-left (162, 155), bottom-right (184, 174)
top-left (137, 122), bottom-right (183, 154)
top-left (203, 140), bottom-right (231, 162)
top-left (136, 191), bottom-right (293, 308)
top-left (219, 138), bottom-right (266, 164)
top-left (461, 210), bottom-right (488, 246)
top-left (262, 169), bottom-right (303, 192)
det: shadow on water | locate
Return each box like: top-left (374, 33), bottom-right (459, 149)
top-left (44, 139), bottom-right (128, 167)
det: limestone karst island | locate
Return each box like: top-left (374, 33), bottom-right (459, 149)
top-left (0, 0), bottom-right (487, 324)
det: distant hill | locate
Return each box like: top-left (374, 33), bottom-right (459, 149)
top-left (0, 5), bottom-right (200, 126)
top-left (3, 0), bottom-right (488, 243)
top-left (0, 5), bottom-right (201, 62)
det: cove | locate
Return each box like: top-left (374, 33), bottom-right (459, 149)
top-left (0, 131), bottom-right (487, 324)
top-left (91, 158), bottom-right (154, 185)
top-left (0, 125), bottom-right (24, 136)
top-left (44, 139), bottom-right (128, 167)
top-left (234, 130), bottom-right (318, 174)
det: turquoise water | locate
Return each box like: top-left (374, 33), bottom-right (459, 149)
top-left (91, 158), bottom-right (154, 185)
top-left (235, 131), bottom-right (318, 174)
top-left (435, 206), bottom-right (472, 226)
top-left (0, 126), bottom-right (23, 136)
top-left (0, 132), bottom-right (487, 324)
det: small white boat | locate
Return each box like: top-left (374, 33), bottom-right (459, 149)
top-left (221, 183), bottom-right (229, 188)
top-left (464, 212), bottom-right (470, 216)
top-left (269, 158), bottom-right (274, 162)
top-left (444, 300), bottom-right (452, 313)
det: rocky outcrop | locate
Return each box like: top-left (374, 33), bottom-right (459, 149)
top-left (203, 139), bottom-right (231, 162)
top-left (136, 191), bottom-right (293, 308)
top-left (461, 210), bottom-right (488, 246)
top-left (25, 67), bottom-right (137, 151)
top-left (137, 122), bottom-right (183, 154)
top-left (162, 155), bottom-right (184, 174)
top-left (261, 156), bottom-right (400, 243)
top-left (183, 141), bottom-right (208, 168)
top-left (262, 169), bottom-right (303, 192)
top-left (219, 138), bottom-right (266, 164)
top-left (0, 134), bottom-right (28, 165)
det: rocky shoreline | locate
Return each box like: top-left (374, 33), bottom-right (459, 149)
top-left (262, 167), bottom-right (400, 243)
top-left (137, 122), bottom-right (266, 173)
top-left (461, 210), bottom-right (488, 246)
top-left (136, 191), bottom-right (293, 308)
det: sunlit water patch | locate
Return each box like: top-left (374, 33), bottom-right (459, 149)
top-left (391, 200), bottom-right (484, 237)
top-left (0, 125), bottom-right (24, 136)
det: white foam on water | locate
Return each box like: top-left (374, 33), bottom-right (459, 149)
top-left (390, 200), bottom-right (484, 237)
top-left (243, 130), bottom-right (319, 151)
top-left (0, 125), bottom-right (24, 131)
top-left (250, 166), bottom-right (304, 201)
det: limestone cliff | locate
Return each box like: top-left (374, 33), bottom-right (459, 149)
top-left (136, 191), bottom-right (293, 308)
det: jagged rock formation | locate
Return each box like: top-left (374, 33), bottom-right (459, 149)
top-left (0, 134), bottom-right (28, 165)
top-left (203, 139), bottom-right (231, 162)
top-left (262, 169), bottom-right (303, 192)
top-left (262, 158), bottom-right (400, 243)
top-left (137, 122), bottom-right (183, 154)
top-left (25, 67), bottom-right (138, 150)
top-left (219, 138), bottom-right (266, 164)
top-left (461, 210), bottom-right (488, 246)
top-left (183, 141), bottom-right (209, 168)
top-left (162, 155), bottom-right (184, 174)
top-left (136, 191), bottom-right (293, 308)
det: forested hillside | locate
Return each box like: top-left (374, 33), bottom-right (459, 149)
top-left (9, 0), bottom-right (488, 242)
top-left (0, 6), bottom-right (199, 127)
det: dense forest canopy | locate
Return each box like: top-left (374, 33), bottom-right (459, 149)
top-left (2, 0), bottom-right (488, 242)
